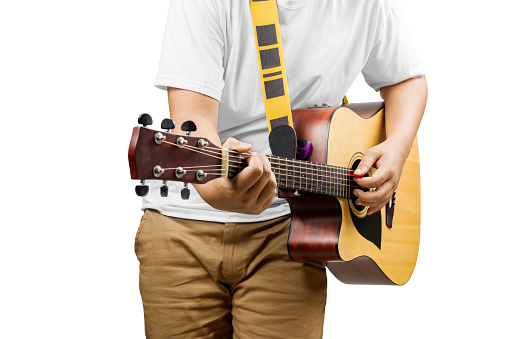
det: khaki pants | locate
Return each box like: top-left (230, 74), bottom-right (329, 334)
top-left (135, 209), bottom-right (327, 338)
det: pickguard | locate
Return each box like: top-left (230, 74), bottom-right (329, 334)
top-left (348, 205), bottom-right (382, 250)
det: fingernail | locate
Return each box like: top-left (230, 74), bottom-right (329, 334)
top-left (353, 189), bottom-right (359, 196)
top-left (240, 142), bottom-right (251, 148)
top-left (356, 200), bottom-right (363, 206)
top-left (354, 168), bottom-right (362, 175)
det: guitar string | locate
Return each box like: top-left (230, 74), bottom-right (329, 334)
top-left (161, 139), bottom-right (353, 174)
top-left (161, 164), bottom-right (361, 191)
top-left (165, 140), bottom-right (356, 178)
top-left (160, 141), bottom-right (361, 191)
top-left (224, 163), bottom-right (361, 190)
top-left (160, 140), bottom-right (360, 188)
top-left (163, 170), bottom-right (359, 196)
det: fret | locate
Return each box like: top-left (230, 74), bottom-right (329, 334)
top-left (304, 161), bottom-right (308, 192)
top-left (301, 160), bottom-right (304, 192)
top-left (329, 164), bottom-right (333, 197)
top-left (307, 162), bottom-right (311, 193)
top-left (341, 168), bottom-right (345, 199)
top-left (334, 166), bottom-right (338, 197)
top-left (304, 162), bottom-right (308, 192)
top-left (338, 167), bottom-right (342, 198)
top-left (324, 164), bottom-right (328, 195)
top-left (284, 158), bottom-right (288, 189)
top-left (275, 158), bottom-right (281, 188)
top-left (317, 162), bottom-right (322, 195)
top-left (322, 163), bottom-right (326, 195)
top-left (328, 166), bottom-right (337, 196)
top-left (308, 162), bottom-right (313, 193)
top-left (282, 158), bottom-right (286, 188)
top-left (323, 163), bottom-right (327, 195)
top-left (331, 165), bottom-right (334, 197)
top-left (338, 166), bottom-right (342, 198)
top-left (313, 162), bottom-right (318, 194)
top-left (292, 158), bottom-right (295, 190)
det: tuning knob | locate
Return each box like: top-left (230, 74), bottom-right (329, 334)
top-left (181, 120), bottom-right (197, 135)
top-left (161, 118), bottom-right (175, 131)
top-left (181, 183), bottom-right (190, 200)
top-left (160, 181), bottom-right (169, 197)
top-left (135, 180), bottom-right (149, 197)
top-left (138, 113), bottom-right (153, 127)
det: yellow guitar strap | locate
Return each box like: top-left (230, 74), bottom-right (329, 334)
top-left (250, 0), bottom-right (349, 133)
top-left (249, 0), bottom-right (293, 132)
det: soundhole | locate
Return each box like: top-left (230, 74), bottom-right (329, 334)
top-left (348, 157), bottom-right (372, 217)
top-left (350, 159), bottom-right (365, 213)
top-left (348, 153), bottom-right (382, 250)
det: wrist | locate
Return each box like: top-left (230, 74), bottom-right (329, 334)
top-left (384, 135), bottom-right (413, 159)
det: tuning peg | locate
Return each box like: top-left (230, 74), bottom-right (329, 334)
top-left (181, 183), bottom-right (190, 200)
top-left (160, 181), bottom-right (169, 197)
top-left (296, 139), bottom-right (312, 161)
top-left (161, 118), bottom-right (175, 131)
top-left (138, 113), bottom-right (153, 127)
top-left (181, 120), bottom-right (197, 135)
top-left (135, 180), bottom-right (149, 197)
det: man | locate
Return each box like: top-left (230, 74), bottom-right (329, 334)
top-left (135, 0), bottom-right (427, 337)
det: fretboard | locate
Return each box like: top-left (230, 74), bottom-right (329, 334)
top-left (228, 153), bottom-right (359, 199)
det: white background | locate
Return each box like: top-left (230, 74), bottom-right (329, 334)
top-left (1, 0), bottom-right (506, 338)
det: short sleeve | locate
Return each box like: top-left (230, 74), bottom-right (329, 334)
top-left (362, 0), bottom-right (425, 92)
top-left (155, 0), bottom-right (225, 101)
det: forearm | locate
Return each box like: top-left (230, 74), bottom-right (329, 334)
top-left (380, 76), bottom-right (428, 157)
top-left (166, 87), bottom-right (276, 215)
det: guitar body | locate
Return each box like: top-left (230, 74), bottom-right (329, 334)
top-left (287, 102), bottom-right (420, 285)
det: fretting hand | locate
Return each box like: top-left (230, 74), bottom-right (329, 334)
top-left (194, 137), bottom-right (278, 215)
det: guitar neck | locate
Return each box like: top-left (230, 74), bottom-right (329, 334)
top-left (228, 152), bottom-right (358, 199)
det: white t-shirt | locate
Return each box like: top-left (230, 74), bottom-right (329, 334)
top-left (144, 0), bottom-right (425, 223)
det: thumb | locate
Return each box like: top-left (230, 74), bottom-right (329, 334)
top-left (354, 148), bottom-right (380, 176)
top-left (222, 137), bottom-right (252, 153)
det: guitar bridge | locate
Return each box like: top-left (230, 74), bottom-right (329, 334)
top-left (386, 192), bottom-right (396, 229)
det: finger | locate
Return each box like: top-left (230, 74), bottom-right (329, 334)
top-left (246, 154), bottom-right (274, 197)
top-left (355, 167), bottom-right (390, 189)
top-left (235, 153), bottom-right (265, 191)
top-left (353, 198), bottom-right (385, 216)
top-left (223, 137), bottom-right (252, 153)
top-left (255, 175), bottom-right (278, 213)
top-left (353, 183), bottom-right (394, 205)
top-left (367, 204), bottom-right (385, 215)
top-left (354, 148), bottom-right (381, 176)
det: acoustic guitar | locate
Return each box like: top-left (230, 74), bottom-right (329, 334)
top-left (128, 101), bottom-right (420, 285)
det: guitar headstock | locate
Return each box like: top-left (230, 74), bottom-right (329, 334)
top-left (128, 115), bottom-right (236, 197)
